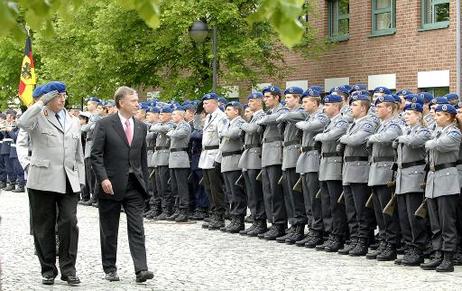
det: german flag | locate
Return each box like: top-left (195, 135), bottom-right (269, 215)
top-left (18, 35), bottom-right (36, 106)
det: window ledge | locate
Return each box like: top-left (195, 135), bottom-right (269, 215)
top-left (418, 21), bottom-right (449, 32)
top-left (329, 34), bottom-right (350, 42)
top-left (369, 28), bottom-right (396, 38)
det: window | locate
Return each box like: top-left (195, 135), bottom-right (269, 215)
top-left (371, 0), bottom-right (396, 36)
top-left (420, 87), bottom-right (450, 97)
top-left (421, 0), bottom-right (450, 30)
top-left (328, 0), bottom-right (350, 41)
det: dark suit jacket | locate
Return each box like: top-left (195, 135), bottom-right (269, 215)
top-left (91, 113), bottom-right (149, 201)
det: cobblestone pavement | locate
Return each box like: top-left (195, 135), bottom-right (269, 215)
top-left (1, 190), bottom-right (462, 290)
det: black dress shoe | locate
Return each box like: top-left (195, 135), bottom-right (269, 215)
top-left (105, 271), bottom-right (120, 281)
top-left (136, 270), bottom-right (154, 283)
top-left (61, 274), bottom-right (81, 286)
top-left (42, 275), bottom-right (55, 285)
top-left (3, 184), bottom-right (15, 191)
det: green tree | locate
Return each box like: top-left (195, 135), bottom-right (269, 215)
top-left (33, 0), bottom-right (325, 104)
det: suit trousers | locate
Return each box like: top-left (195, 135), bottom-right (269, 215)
top-left (2, 154), bottom-right (15, 184)
top-left (326, 180), bottom-right (347, 238)
top-left (283, 168), bottom-right (306, 225)
top-left (223, 170), bottom-right (247, 217)
top-left (155, 166), bottom-right (172, 211)
top-left (98, 174), bottom-right (148, 273)
top-left (11, 157), bottom-right (25, 186)
top-left (170, 168), bottom-right (190, 210)
top-left (397, 192), bottom-right (428, 249)
top-left (84, 157), bottom-right (96, 200)
top-left (189, 168), bottom-right (209, 209)
top-left (427, 195), bottom-right (459, 253)
top-left (0, 152), bottom-right (6, 182)
top-left (373, 185), bottom-right (400, 246)
top-left (202, 163), bottom-right (225, 215)
top-left (302, 173), bottom-right (322, 233)
top-left (262, 165), bottom-right (287, 225)
top-left (243, 169), bottom-right (266, 221)
top-left (28, 183), bottom-right (79, 278)
top-left (350, 183), bottom-right (375, 240)
top-left (343, 185), bottom-right (358, 241)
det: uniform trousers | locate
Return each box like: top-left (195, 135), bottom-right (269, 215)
top-left (261, 165), bottom-right (286, 225)
top-left (427, 194), bottom-right (459, 253)
top-left (303, 173), bottom-right (322, 234)
top-left (202, 162), bottom-right (225, 215)
top-left (223, 170), bottom-right (247, 217)
top-left (283, 168), bottom-right (306, 225)
top-left (243, 169), bottom-right (266, 221)
top-left (326, 180), bottom-right (347, 238)
top-left (372, 185), bottom-right (400, 246)
top-left (170, 168), bottom-right (190, 210)
top-left (343, 185), bottom-right (358, 242)
top-left (396, 192), bottom-right (428, 249)
top-left (349, 183), bottom-right (375, 241)
top-left (28, 181), bottom-right (79, 278)
top-left (154, 166), bottom-right (172, 211)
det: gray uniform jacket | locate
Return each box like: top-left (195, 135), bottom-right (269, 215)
top-left (167, 120), bottom-right (191, 169)
top-left (277, 106), bottom-right (306, 170)
top-left (199, 109), bottom-right (227, 169)
top-left (367, 117), bottom-right (403, 186)
top-left (17, 102), bottom-right (85, 194)
top-left (239, 109), bottom-right (265, 170)
top-left (425, 123), bottom-right (461, 198)
top-left (394, 124), bottom-right (431, 194)
top-left (295, 109), bottom-right (329, 174)
top-left (219, 116), bottom-right (245, 173)
top-left (151, 121), bottom-right (174, 167)
top-left (340, 115), bottom-right (377, 185)
top-left (82, 113), bottom-right (101, 159)
top-left (423, 113), bottom-right (435, 129)
top-left (258, 104), bottom-right (289, 167)
top-left (315, 113), bottom-right (349, 181)
top-left (341, 105), bottom-right (354, 123)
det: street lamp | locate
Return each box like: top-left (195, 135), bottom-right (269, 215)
top-left (189, 20), bottom-right (218, 92)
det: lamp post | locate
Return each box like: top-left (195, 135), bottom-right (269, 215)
top-left (189, 20), bottom-right (218, 92)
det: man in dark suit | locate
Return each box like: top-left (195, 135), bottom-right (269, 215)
top-left (91, 86), bottom-right (154, 283)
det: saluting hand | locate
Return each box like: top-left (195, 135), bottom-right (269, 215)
top-left (40, 90), bottom-right (59, 105)
top-left (101, 179), bottom-right (114, 195)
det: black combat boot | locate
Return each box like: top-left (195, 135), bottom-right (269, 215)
top-left (174, 209), bottom-right (189, 223)
top-left (349, 239), bottom-right (368, 256)
top-left (275, 225), bottom-right (294, 243)
top-left (316, 234), bottom-right (334, 251)
top-left (377, 244), bottom-right (397, 261)
top-left (227, 216), bottom-right (245, 233)
top-left (366, 241), bottom-right (387, 260)
top-left (295, 234), bottom-right (312, 247)
top-left (264, 224), bottom-right (286, 240)
top-left (208, 213), bottom-right (225, 230)
top-left (3, 183), bottom-right (15, 191)
top-left (12, 185), bottom-right (25, 192)
top-left (324, 235), bottom-right (344, 252)
top-left (247, 220), bottom-right (268, 237)
top-left (338, 239), bottom-right (357, 255)
top-left (285, 225), bottom-right (305, 245)
top-left (436, 251), bottom-right (454, 272)
top-left (304, 233), bottom-right (324, 249)
top-left (420, 251), bottom-right (443, 270)
top-left (401, 247), bottom-right (424, 266)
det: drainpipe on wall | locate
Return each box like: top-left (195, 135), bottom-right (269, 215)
top-left (457, 0), bottom-right (461, 96)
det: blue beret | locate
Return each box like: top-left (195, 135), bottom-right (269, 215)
top-left (32, 85), bottom-right (43, 99)
top-left (146, 106), bottom-right (160, 113)
top-left (392, 94), bottom-right (401, 104)
top-left (434, 97), bottom-right (449, 105)
top-left (43, 81), bottom-right (66, 94)
top-left (374, 94), bottom-right (396, 105)
top-left (218, 97), bottom-right (227, 104)
top-left (405, 94), bottom-right (424, 105)
top-left (445, 93), bottom-right (459, 101)
top-left (284, 86), bottom-right (304, 95)
top-left (104, 100), bottom-right (115, 107)
top-left (225, 101), bottom-right (242, 109)
top-left (350, 93), bottom-right (370, 103)
top-left (396, 89), bottom-right (413, 96)
top-left (404, 103), bottom-right (423, 113)
top-left (202, 92), bottom-right (219, 101)
top-left (309, 86), bottom-right (324, 93)
top-left (160, 106), bottom-right (173, 113)
top-left (350, 84), bottom-right (367, 93)
top-left (174, 105), bottom-right (186, 111)
top-left (435, 104), bottom-right (457, 115)
top-left (302, 88), bottom-right (321, 98)
top-left (418, 92), bottom-right (433, 103)
top-left (374, 86), bottom-right (392, 95)
top-left (87, 96), bottom-right (101, 104)
top-left (323, 94), bottom-right (342, 103)
top-left (262, 85), bottom-right (282, 95)
top-left (183, 103), bottom-right (197, 111)
top-left (248, 92), bottom-right (263, 100)
top-left (331, 85), bottom-right (350, 96)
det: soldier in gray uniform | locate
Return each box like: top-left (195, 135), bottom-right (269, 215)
top-left (420, 104), bottom-right (461, 272)
top-left (167, 106), bottom-right (192, 222)
top-left (393, 103), bottom-right (430, 266)
top-left (144, 106), bottom-right (161, 219)
top-left (365, 95), bottom-right (403, 261)
top-left (338, 93), bottom-right (377, 256)
top-left (150, 106), bottom-right (175, 220)
top-left (293, 88), bottom-right (331, 247)
top-left (238, 92), bottom-right (267, 236)
top-left (219, 102), bottom-right (246, 233)
top-left (199, 93), bottom-right (227, 230)
top-left (311, 94), bottom-right (349, 251)
top-left (257, 86), bottom-right (289, 240)
top-left (275, 86), bottom-right (307, 244)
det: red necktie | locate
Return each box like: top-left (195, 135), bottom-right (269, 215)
top-left (124, 119), bottom-right (133, 145)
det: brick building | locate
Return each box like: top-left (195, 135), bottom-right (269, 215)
top-left (227, 0), bottom-right (462, 100)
